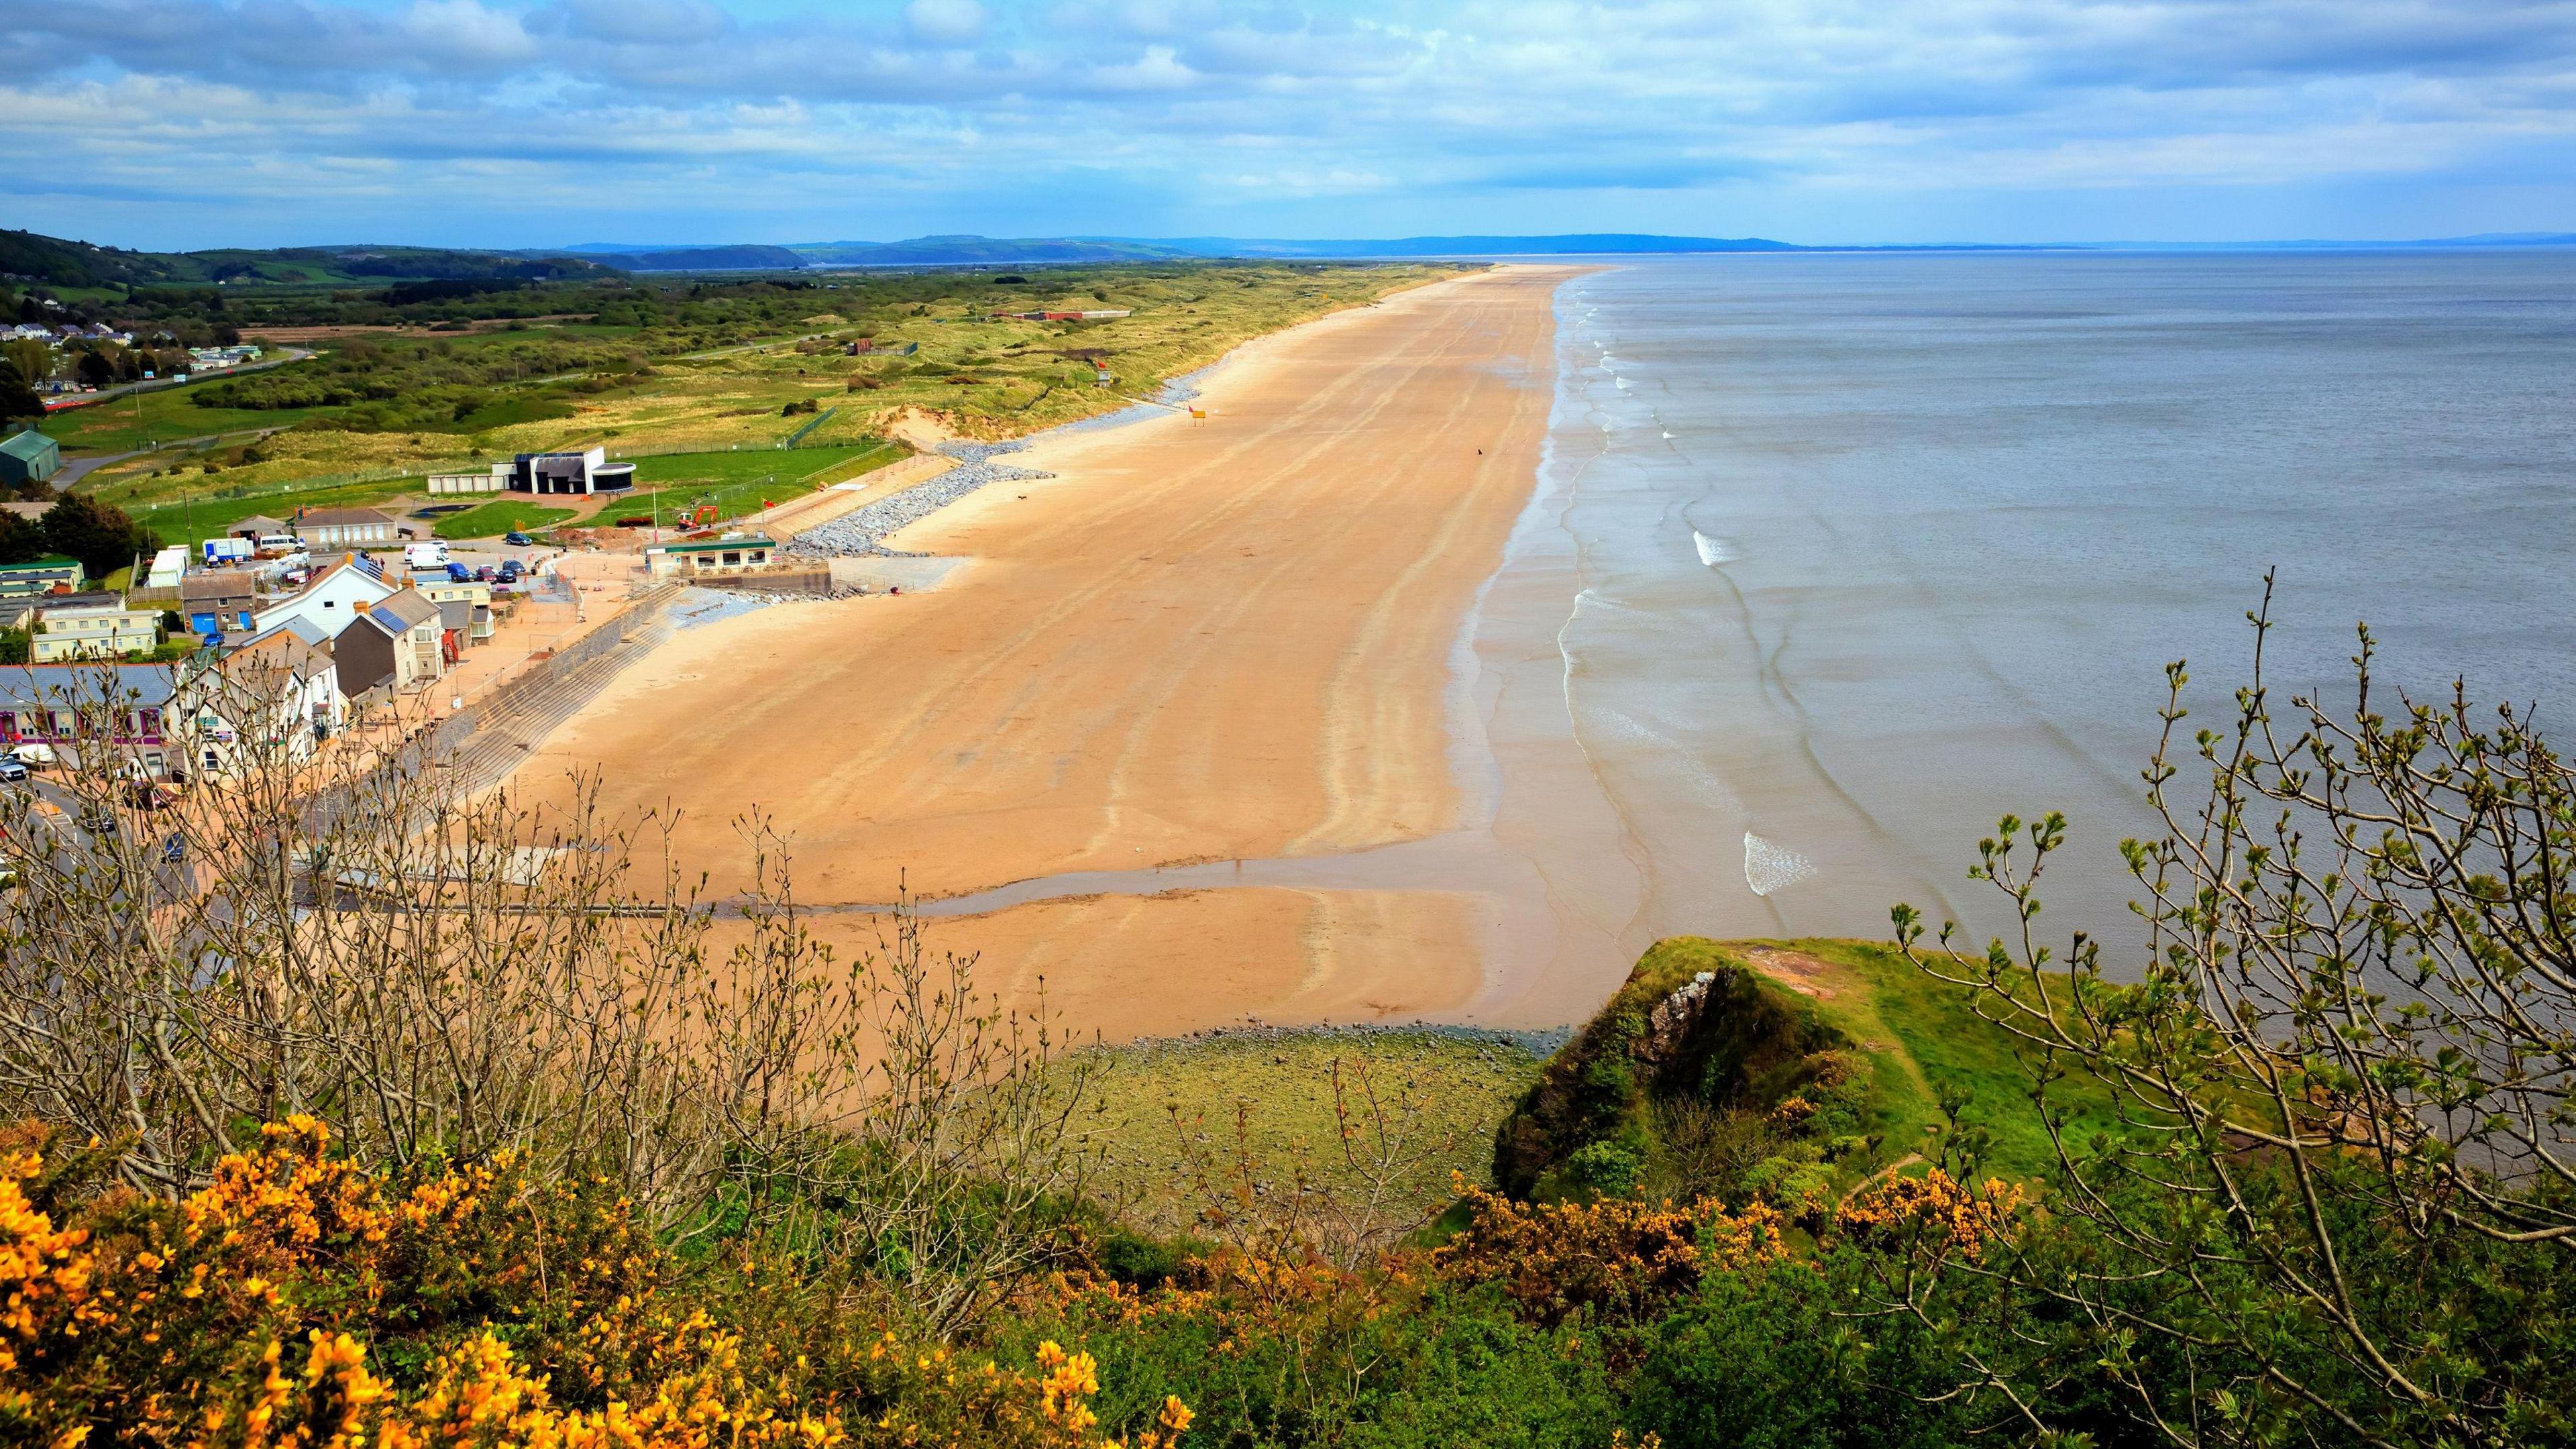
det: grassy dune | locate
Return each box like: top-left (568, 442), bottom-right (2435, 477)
top-left (58, 264), bottom-right (1460, 543)
top-left (1082, 1027), bottom-right (1552, 1241)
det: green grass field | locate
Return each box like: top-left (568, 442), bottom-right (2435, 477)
top-left (36, 382), bottom-right (329, 455)
top-left (433, 499), bottom-right (578, 540)
top-left (1081, 1028), bottom-right (1549, 1241)
top-left (611, 442), bottom-right (904, 523)
top-left (128, 476), bottom-right (412, 540)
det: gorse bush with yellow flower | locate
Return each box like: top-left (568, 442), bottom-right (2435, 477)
top-left (0, 1118), bottom-right (1183, 1449)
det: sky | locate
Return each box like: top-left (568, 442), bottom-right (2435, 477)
top-left (4, 0), bottom-right (2574, 250)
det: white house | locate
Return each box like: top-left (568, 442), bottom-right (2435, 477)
top-left (176, 629), bottom-right (347, 777)
top-left (253, 553), bottom-right (398, 639)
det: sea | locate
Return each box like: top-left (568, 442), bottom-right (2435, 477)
top-left (892, 250), bottom-right (2576, 1023)
top-left (1456, 249), bottom-right (2576, 1017)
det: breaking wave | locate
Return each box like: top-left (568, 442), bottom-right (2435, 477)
top-left (1692, 530), bottom-right (1735, 567)
top-left (1743, 833), bottom-right (1818, 896)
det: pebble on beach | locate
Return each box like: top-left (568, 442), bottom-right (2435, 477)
top-left (784, 441), bottom-right (1055, 559)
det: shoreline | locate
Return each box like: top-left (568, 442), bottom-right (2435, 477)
top-left (521, 266), bottom-right (1581, 1039)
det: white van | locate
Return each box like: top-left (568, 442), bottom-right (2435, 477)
top-left (256, 534), bottom-right (297, 555)
top-left (405, 541), bottom-right (451, 570)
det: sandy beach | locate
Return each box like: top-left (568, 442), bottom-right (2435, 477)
top-left (525, 266), bottom-right (1568, 1036)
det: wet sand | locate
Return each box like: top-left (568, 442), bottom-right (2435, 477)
top-left (527, 268), bottom-right (1570, 1037)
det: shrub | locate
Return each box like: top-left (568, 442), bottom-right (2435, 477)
top-left (0, 1116), bottom-right (1186, 1449)
top-left (1432, 1185), bottom-right (1786, 1329)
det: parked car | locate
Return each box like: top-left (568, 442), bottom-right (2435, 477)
top-left (123, 781), bottom-right (178, 811)
top-left (504, 531), bottom-right (534, 547)
top-left (0, 759), bottom-right (26, 784)
top-left (161, 834), bottom-right (186, 864)
top-left (496, 561), bottom-right (524, 583)
top-left (445, 561), bottom-right (473, 582)
top-left (6, 743), bottom-right (54, 767)
top-left (474, 565), bottom-right (496, 582)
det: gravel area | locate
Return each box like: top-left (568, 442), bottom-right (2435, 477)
top-left (784, 441), bottom-right (1054, 559)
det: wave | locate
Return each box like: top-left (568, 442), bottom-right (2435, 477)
top-left (1662, 429), bottom-right (1675, 439)
top-left (1614, 377), bottom-right (1630, 390)
top-left (1692, 530), bottom-right (1735, 567)
top-left (1743, 833), bottom-right (1818, 896)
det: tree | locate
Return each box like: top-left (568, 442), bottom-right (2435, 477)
top-left (74, 350), bottom-right (115, 388)
top-left (0, 509), bottom-right (43, 566)
top-left (0, 358), bottom-right (42, 423)
top-left (41, 492), bottom-right (155, 580)
top-left (0, 338), bottom-right (49, 386)
top-left (1894, 577), bottom-right (2576, 1447)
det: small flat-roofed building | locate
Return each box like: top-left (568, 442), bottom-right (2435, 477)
top-left (294, 506), bottom-right (400, 550)
top-left (645, 535), bottom-right (778, 578)
top-left (0, 428), bottom-right (61, 488)
top-left (508, 447), bottom-right (635, 496)
top-left (0, 557), bottom-right (83, 598)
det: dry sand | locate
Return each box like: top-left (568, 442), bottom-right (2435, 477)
top-left (525, 267), bottom-right (1570, 1037)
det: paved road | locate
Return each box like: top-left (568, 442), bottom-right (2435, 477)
top-left (51, 425), bottom-right (294, 489)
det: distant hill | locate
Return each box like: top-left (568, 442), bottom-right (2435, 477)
top-left (0, 229), bottom-right (622, 288)
top-left (786, 233), bottom-right (1796, 265)
top-left (557, 243), bottom-right (808, 272)
top-left (1166, 233), bottom-right (1804, 258)
top-left (0, 229), bottom-right (195, 288)
top-left (791, 235), bottom-right (1196, 266)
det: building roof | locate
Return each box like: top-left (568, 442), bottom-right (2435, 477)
top-left (367, 588), bottom-right (440, 631)
top-left (655, 535), bottom-right (778, 554)
top-left (0, 663), bottom-right (180, 709)
top-left (231, 515), bottom-right (289, 535)
top-left (222, 627), bottom-right (333, 684)
top-left (0, 502), bottom-right (46, 523)
top-left (28, 591), bottom-right (123, 611)
top-left (295, 506), bottom-right (396, 529)
top-left (0, 432), bottom-right (58, 464)
top-left (264, 614), bottom-right (335, 649)
top-left (0, 556), bottom-right (80, 574)
top-left (266, 553), bottom-right (392, 615)
top-left (180, 572), bottom-right (256, 603)
top-left (435, 598), bottom-right (476, 632)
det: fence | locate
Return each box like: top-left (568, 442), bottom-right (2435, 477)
top-left (427, 582), bottom-right (684, 795)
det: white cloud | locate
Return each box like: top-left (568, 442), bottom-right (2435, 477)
top-left (7, 0), bottom-right (2576, 243)
top-left (905, 0), bottom-right (987, 45)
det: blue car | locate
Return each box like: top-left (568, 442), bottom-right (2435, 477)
top-left (504, 531), bottom-right (534, 547)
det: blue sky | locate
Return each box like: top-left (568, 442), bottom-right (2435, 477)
top-left (5, 0), bottom-right (2573, 249)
